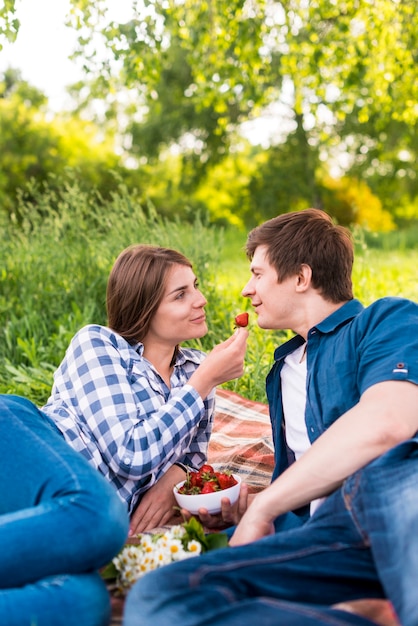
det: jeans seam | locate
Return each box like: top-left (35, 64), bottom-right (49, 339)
top-left (342, 473), bottom-right (370, 546)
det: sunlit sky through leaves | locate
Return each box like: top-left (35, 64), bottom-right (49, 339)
top-left (0, 0), bottom-right (304, 148)
top-left (0, 0), bottom-right (133, 111)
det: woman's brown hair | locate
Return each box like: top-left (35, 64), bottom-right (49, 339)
top-left (106, 244), bottom-right (192, 344)
top-left (246, 209), bottom-right (354, 303)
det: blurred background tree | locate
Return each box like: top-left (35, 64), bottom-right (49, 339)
top-left (0, 68), bottom-right (139, 221)
top-left (1, 0), bottom-right (417, 230)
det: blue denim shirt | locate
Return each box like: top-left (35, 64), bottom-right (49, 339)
top-left (266, 297), bottom-right (418, 487)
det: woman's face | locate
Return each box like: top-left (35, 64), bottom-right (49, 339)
top-left (145, 263), bottom-right (208, 346)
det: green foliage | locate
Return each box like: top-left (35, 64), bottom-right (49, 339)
top-left (2, 3), bottom-right (418, 230)
top-left (244, 135), bottom-right (318, 226)
top-left (0, 67), bottom-right (47, 107)
top-left (318, 176), bottom-right (395, 231)
top-left (180, 516), bottom-right (229, 552)
top-left (329, 111), bottom-right (418, 225)
top-left (0, 70), bottom-right (133, 217)
top-left (1, 180), bottom-right (417, 409)
top-left (0, 0), bottom-right (19, 48)
top-left (282, 0), bottom-right (417, 126)
top-left (187, 144), bottom-right (397, 231)
top-left (193, 143), bottom-right (256, 228)
top-left (59, 0), bottom-right (417, 226)
top-left (68, 0), bottom-right (417, 130)
top-left (361, 223), bottom-right (418, 251)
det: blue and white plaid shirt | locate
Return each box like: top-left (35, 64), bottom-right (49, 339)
top-left (42, 324), bottom-right (215, 512)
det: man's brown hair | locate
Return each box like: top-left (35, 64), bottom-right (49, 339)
top-left (246, 209), bottom-right (354, 303)
top-left (107, 244), bottom-right (192, 344)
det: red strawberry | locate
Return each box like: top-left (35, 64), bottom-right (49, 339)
top-left (201, 481), bottom-right (218, 493)
top-left (234, 312), bottom-right (249, 327)
top-left (216, 472), bottom-right (238, 490)
top-left (199, 464), bottom-right (214, 474)
top-left (190, 472), bottom-right (203, 488)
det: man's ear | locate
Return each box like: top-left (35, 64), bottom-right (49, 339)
top-left (295, 264), bottom-right (312, 291)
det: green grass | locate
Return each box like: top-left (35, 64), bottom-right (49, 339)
top-left (1, 182), bottom-right (417, 404)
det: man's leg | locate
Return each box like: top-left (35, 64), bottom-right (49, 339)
top-left (130, 597), bottom-right (378, 626)
top-left (124, 484), bottom-right (384, 626)
top-left (355, 437), bottom-right (418, 626)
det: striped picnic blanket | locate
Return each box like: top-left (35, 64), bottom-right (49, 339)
top-left (207, 387), bottom-right (273, 492)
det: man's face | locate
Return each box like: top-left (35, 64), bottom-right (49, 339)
top-left (241, 245), bottom-right (297, 330)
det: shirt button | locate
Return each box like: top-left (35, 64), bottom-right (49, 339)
top-left (310, 427), bottom-right (315, 433)
top-left (124, 457), bottom-right (131, 465)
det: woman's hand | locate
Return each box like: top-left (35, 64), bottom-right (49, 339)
top-left (129, 465), bottom-right (185, 536)
top-left (189, 328), bottom-right (249, 400)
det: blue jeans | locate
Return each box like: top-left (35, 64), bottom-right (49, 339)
top-left (0, 394), bottom-right (129, 626)
top-left (124, 437), bottom-right (418, 626)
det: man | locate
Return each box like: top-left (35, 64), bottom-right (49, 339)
top-left (123, 209), bottom-right (418, 626)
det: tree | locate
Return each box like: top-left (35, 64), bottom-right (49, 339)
top-left (0, 67), bottom-right (47, 108)
top-left (337, 113), bottom-right (418, 224)
top-left (0, 69), bottom-right (133, 218)
top-left (2, 1), bottom-right (417, 225)
top-left (0, 0), bottom-right (19, 49)
top-left (63, 0), bottom-right (418, 222)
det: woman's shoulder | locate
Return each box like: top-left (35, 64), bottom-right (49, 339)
top-left (70, 324), bottom-right (133, 351)
top-left (71, 323), bottom-right (112, 342)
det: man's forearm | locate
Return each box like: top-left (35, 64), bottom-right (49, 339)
top-left (238, 380), bottom-right (418, 533)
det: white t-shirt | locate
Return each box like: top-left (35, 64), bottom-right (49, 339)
top-left (281, 343), bottom-right (324, 514)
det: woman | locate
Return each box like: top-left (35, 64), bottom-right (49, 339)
top-left (0, 394), bottom-right (129, 626)
top-left (42, 244), bottom-right (248, 534)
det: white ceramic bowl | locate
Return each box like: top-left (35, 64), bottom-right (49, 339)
top-left (173, 474), bottom-right (241, 515)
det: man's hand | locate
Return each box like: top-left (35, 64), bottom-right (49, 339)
top-left (179, 481), bottom-right (252, 530)
top-left (229, 492), bottom-right (275, 546)
top-left (233, 380), bottom-right (418, 546)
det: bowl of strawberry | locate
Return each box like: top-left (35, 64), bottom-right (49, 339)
top-left (173, 464), bottom-right (241, 514)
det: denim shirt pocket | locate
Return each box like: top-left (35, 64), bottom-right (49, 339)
top-left (314, 359), bottom-right (360, 429)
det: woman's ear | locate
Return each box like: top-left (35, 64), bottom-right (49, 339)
top-left (296, 264), bottom-right (312, 291)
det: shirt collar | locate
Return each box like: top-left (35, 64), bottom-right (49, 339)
top-left (174, 347), bottom-right (203, 366)
top-left (133, 342), bottom-right (202, 366)
top-left (314, 299), bottom-right (364, 334)
top-left (274, 299), bottom-right (364, 361)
